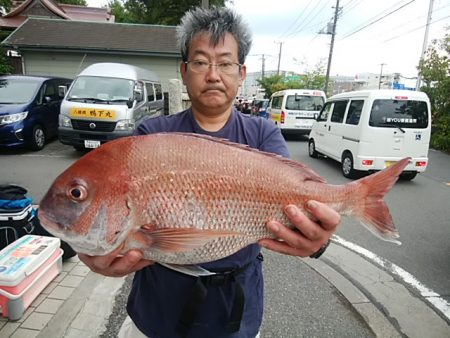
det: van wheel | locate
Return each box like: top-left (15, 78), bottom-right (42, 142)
top-left (29, 125), bottom-right (46, 151)
top-left (308, 139), bottom-right (318, 158)
top-left (400, 172), bottom-right (417, 181)
top-left (341, 152), bottom-right (358, 179)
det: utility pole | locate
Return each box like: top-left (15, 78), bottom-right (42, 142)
top-left (275, 41), bottom-right (283, 75)
top-left (416, 0), bottom-right (434, 90)
top-left (378, 63), bottom-right (386, 89)
top-left (261, 54), bottom-right (266, 79)
top-left (202, 0), bottom-right (209, 9)
top-left (324, 0), bottom-right (340, 94)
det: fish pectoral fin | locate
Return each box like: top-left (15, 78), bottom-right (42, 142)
top-left (140, 227), bottom-right (240, 253)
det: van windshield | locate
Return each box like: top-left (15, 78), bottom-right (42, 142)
top-left (0, 78), bottom-right (41, 104)
top-left (67, 76), bottom-right (134, 103)
top-left (285, 95), bottom-right (324, 111)
top-left (369, 99), bottom-right (429, 129)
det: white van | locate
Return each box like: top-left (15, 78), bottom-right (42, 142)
top-left (308, 89), bottom-right (431, 180)
top-left (269, 89), bottom-right (326, 135)
top-left (59, 62), bottom-right (164, 150)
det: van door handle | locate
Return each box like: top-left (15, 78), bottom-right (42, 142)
top-left (328, 126), bottom-right (331, 131)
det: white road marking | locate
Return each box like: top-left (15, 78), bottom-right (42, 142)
top-left (333, 235), bottom-right (450, 321)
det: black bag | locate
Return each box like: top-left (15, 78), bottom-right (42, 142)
top-left (0, 184), bottom-right (77, 260)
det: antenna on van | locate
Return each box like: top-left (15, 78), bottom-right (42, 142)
top-left (76, 54), bottom-right (87, 74)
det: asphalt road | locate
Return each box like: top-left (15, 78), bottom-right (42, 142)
top-left (284, 134), bottom-right (450, 307)
top-left (1, 135), bottom-right (449, 335)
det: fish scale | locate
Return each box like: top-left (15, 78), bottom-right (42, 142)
top-left (38, 133), bottom-right (409, 264)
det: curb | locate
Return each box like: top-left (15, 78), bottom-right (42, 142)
top-left (304, 243), bottom-right (450, 338)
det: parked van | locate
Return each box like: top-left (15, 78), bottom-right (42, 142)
top-left (0, 75), bottom-right (71, 150)
top-left (269, 89), bottom-right (326, 135)
top-left (308, 89), bottom-right (431, 180)
top-left (58, 63), bottom-right (164, 150)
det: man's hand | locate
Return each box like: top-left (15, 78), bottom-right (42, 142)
top-left (78, 244), bottom-right (154, 277)
top-left (259, 200), bottom-right (340, 257)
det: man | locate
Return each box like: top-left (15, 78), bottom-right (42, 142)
top-left (79, 7), bottom-right (340, 338)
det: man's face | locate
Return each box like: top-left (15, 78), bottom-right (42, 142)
top-left (180, 32), bottom-right (246, 115)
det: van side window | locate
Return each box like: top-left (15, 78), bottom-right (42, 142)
top-left (345, 100), bottom-right (364, 125)
top-left (317, 102), bottom-right (332, 121)
top-left (154, 83), bottom-right (163, 100)
top-left (44, 81), bottom-right (58, 101)
top-left (146, 83), bottom-right (155, 101)
top-left (271, 96), bottom-right (282, 109)
top-left (330, 101), bottom-right (348, 123)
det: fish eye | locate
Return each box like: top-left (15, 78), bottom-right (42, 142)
top-left (67, 185), bottom-right (88, 201)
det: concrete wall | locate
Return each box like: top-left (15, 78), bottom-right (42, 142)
top-left (21, 51), bottom-right (182, 92)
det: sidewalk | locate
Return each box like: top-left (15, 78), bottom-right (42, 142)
top-left (0, 242), bottom-right (449, 338)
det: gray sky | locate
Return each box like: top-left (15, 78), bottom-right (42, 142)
top-left (87, 0), bottom-right (449, 80)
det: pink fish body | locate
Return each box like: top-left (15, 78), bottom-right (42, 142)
top-left (38, 133), bottom-right (408, 264)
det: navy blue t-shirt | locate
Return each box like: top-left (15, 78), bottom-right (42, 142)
top-left (128, 108), bottom-right (290, 338)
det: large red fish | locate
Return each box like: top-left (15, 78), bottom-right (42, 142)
top-left (38, 133), bottom-right (408, 264)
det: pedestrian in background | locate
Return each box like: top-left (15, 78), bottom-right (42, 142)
top-left (79, 6), bottom-right (340, 338)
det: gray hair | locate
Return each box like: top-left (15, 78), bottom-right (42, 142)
top-left (177, 6), bottom-right (253, 64)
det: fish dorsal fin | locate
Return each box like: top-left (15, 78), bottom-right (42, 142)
top-left (160, 132), bottom-right (327, 184)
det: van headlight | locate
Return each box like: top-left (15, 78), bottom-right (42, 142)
top-left (115, 119), bottom-right (135, 131)
top-left (0, 111), bottom-right (28, 125)
top-left (59, 115), bottom-right (72, 127)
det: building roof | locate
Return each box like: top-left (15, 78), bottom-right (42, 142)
top-left (0, 0), bottom-right (114, 29)
top-left (2, 17), bottom-right (179, 57)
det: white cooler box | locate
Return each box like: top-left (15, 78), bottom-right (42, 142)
top-left (0, 235), bottom-right (63, 320)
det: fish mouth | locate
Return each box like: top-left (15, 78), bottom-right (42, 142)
top-left (38, 209), bottom-right (123, 256)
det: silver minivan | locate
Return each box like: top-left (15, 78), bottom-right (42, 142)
top-left (58, 62), bottom-right (164, 150)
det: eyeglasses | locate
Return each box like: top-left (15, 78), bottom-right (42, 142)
top-left (185, 60), bottom-right (242, 75)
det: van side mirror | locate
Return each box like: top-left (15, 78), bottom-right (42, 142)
top-left (126, 99), bottom-right (134, 109)
top-left (58, 85), bottom-right (67, 98)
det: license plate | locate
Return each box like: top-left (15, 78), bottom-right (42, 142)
top-left (84, 140), bottom-right (101, 149)
top-left (70, 108), bottom-right (116, 119)
top-left (385, 161), bottom-right (397, 167)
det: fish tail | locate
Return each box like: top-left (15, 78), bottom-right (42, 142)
top-left (351, 157), bottom-right (410, 245)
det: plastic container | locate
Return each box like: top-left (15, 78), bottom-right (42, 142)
top-left (0, 235), bottom-right (63, 320)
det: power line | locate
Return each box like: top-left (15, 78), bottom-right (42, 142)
top-left (341, 0), bottom-right (416, 40)
top-left (339, 0), bottom-right (364, 17)
top-left (277, 0), bottom-right (315, 39)
top-left (356, 1), bottom-right (450, 44)
top-left (284, 0), bottom-right (331, 38)
top-left (382, 14), bottom-right (449, 43)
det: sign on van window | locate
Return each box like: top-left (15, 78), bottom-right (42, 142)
top-left (369, 99), bottom-right (428, 129)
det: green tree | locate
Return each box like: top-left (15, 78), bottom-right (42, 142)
top-left (57, 0), bottom-right (87, 5)
top-left (108, 0), bottom-right (227, 24)
top-left (0, 47), bottom-right (12, 75)
top-left (257, 74), bottom-right (283, 98)
top-left (418, 27), bottom-right (450, 153)
top-left (0, 0), bottom-right (12, 13)
top-left (256, 63), bottom-right (326, 98)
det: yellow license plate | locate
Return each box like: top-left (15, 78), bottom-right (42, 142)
top-left (385, 161), bottom-right (397, 167)
top-left (70, 108), bottom-right (116, 119)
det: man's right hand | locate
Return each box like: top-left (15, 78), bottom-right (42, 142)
top-left (78, 244), bottom-right (154, 277)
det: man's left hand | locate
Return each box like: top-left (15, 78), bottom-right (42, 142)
top-left (258, 200), bottom-right (340, 257)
